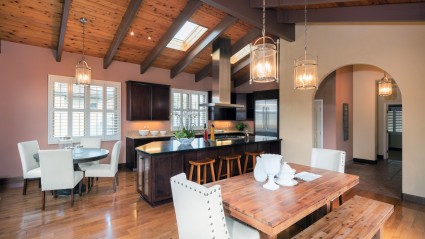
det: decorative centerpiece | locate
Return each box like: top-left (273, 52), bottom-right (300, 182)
top-left (260, 154), bottom-right (282, 191)
top-left (276, 162), bottom-right (297, 186)
top-left (172, 112), bottom-right (197, 144)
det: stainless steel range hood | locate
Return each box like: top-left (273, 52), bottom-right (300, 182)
top-left (200, 37), bottom-right (244, 108)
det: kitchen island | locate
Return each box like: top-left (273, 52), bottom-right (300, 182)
top-left (136, 136), bottom-right (281, 206)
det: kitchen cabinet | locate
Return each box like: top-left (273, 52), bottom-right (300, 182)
top-left (236, 93), bottom-right (254, 121)
top-left (208, 91), bottom-right (236, 120)
top-left (254, 89), bottom-right (279, 101)
top-left (126, 137), bottom-right (171, 170)
top-left (126, 81), bottom-right (170, 121)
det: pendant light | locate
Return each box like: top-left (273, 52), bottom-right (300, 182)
top-left (378, 72), bottom-right (392, 96)
top-left (294, 0), bottom-right (318, 90)
top-left (250, 0), bottom-right (279, 84)
top-left (75, 17), bottom-right (91, 85)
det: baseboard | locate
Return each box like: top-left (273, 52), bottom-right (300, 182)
top-left (0, 177), bottom-right (23, 186)
top-left (353, 158), bottom-right (377, 165)
top-left (377, 154), bottom-right (384, 160)
top-left (402, 193), bottom-right (425, 205)
top-left (389, 147), bottom-right (402, 151)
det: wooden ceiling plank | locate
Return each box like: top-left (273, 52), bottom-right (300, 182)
top-left (231, 57), bottom-right (249, 75)
top-left (277, 3), bottom-right (425, 23)
top-left (194, 28), bottom-right (261, 82)
top-left (103, 0), bottom-right (143, 69)
top-left (201, 0), bottom-right (295, 42)
top-left (250, 0), bottom-right (355, 8)
top-left (233, 73), bottom-right (250, 88)
top-left (140, 0), bottom-right (202, 74)
top-left (55, 0), bottom-right (71, 62)
top-left (170, 15), bottom-right (237, 79)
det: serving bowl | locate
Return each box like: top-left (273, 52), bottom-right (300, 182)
top-left (160, 130), bottom-right (167, 135)
top-left (139, 130), bottom-right (149, 136)
top-left (150, 130), bottom-right (159, 136)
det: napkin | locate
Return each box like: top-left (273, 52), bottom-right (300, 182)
top-left (295, 171), bottom-right (322, 182)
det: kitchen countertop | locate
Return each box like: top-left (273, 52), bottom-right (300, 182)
top-left (127, 130), bottom-right (254, 140)
top-left (135, 136), bottom-right (280, 155)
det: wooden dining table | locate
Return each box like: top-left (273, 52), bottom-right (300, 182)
top-left (207, 163), bottom-right (359, 239)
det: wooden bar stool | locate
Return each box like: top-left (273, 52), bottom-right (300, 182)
top-left (188, 158), bottom-right (216, 184)
top-left (243, 150), bottom-right (264, 173)
top-left (217, 154), bottom-right (242, 179)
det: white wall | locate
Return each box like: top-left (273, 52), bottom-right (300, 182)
top-left (280, 24), bottom-right (425, 198)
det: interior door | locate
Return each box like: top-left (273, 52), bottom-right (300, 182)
top-left (314, 100), bottom-right (323, 148)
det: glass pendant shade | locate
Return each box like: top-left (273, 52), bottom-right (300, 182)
top-left (250, 38), bottom-right (279, 83)
top-left (294, 55), bottom-right (318, 90)
top-left (378, 74), bottom-right (392, 96)
top-left (75, 59), bottom-right (91, 85)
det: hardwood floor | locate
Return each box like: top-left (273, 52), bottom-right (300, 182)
top-left (0, 168), bottom-right (424, 239)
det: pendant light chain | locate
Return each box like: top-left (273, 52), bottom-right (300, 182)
top-left (262, 0), bottom-right (265, 38)
top-left (81, 18), bottom-right (86, 61)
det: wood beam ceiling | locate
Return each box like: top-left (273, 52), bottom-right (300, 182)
top-left (231, 57), bottom-right (249, 75)
top-left (250, 0), bottom-right (355, 8)
top-left (201, 0), bottom-right (295, 42)
top-left (140, 0), bottom-right (202, 74)
top-left (55, 0), bottom-right (71, 62)
top-left (170, 14), bottom-right (237, 79)
top-left (233, 73), bottom-right (250, 88)
top-left (278, 3), bottom-right (425, 23)
top-left (103, 0), bottom-right (143, 69)
top-left (194, 28), bottom-right (261, 82)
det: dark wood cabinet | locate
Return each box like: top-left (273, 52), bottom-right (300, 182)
top-left (126, 137), bottom-right (171, 170)
top-left (235, 93), bottom-right (254, 121)
top-left (126, 81), bottom-right (170, 121)
top-left (246, 93), bottom-right (254, 120)
top-left (254, 89), bottom-right (279, 101)
top-left (208, 91), bottom-right (236, 120)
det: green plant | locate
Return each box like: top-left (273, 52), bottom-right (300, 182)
top-left (235, 122), bottom-right (246, 131)
top-left (172, 112), bottom-right (197, 138)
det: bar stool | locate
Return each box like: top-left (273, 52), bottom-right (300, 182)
top-left (217, 154), bottom-right (242, 179)
top-left (188, 158), bottom-right (216, 184)
top-left (243, 150), bottom-right (264, 173)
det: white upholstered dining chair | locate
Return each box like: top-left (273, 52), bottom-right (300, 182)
top-left (78, 137), bottom-right (102, 171)
top-left (17, 140), bottom-right (41, 195)
top-left (310, 148), bottom-right (346, 210)
top-left (171, 173), bottom-right (260, 239)
top-left (39, 149), bottom-right (84, 210)
top-left (84, 141), bottom-right (121, 193)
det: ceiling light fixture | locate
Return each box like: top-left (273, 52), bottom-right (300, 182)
top-left (378, 72), bottom-right (392, 96)
top-left (250, 0), bottom-right (279, 84)
top-left (294, 0), bottom-right (318, 90)
top-left (75, 17), bottom-right (91, 85)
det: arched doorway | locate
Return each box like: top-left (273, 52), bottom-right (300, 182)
top-left (313, 64), bottom-right (403, 199)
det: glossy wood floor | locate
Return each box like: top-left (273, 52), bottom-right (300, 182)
top-left (0, 168), bottom-right (424, 239)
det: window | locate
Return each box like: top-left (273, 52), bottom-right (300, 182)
top-left (387, 105), bottom-right (402, 133)
top-left (48, 75), bottom-right (121, 144)
top-left (166, 21), bottom-right (208, 51)
top-left (170, 88), bottom-right (208, 131)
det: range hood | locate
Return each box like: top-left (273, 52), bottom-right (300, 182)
top-left (200, 37), bottom-right (244, 108)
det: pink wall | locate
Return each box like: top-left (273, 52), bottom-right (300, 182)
top-left (336, 66), bottom-right (354, 162)
top-left (0, 41), bottom-right (276, 178)
top-left (315, 72), bottom-right (337, 149)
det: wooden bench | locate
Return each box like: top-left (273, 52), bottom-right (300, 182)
top-left (292, 195), bottom-right (394, 239)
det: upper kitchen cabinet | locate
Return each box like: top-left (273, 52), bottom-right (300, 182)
top-left (126, 81), bottom-right (170, 121)
top-left (236, 93), bottom-right (254, 121)
top-left (254, 89), bottom-right (279, 101)
top-left (208, 91), bottom-right (236, 121)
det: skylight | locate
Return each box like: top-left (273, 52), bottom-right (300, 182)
top-left (167, 21), bottom-right (208, 51)
top-left (230, 44), bottom-right (250, 64)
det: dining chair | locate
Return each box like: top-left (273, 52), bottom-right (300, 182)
top-left (39, 149), bottom-right (84, 210)
top-left (17, 140), bottom-right (41, 195)
top-left (310, 148), bottom-right (346, 210)
top-left (78, 137), bottom-right (102, 170)
top-left (170, 173), bottom-right (260, 239)
top-left (84, 141), bottom-right (121, 193)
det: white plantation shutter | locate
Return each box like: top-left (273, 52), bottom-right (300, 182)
top-left (170, 88), bottom-right (208, 131)
top-left (387, 106), bottom-right (402, 133)
top-left (48, 75), bottom-right (121, 144)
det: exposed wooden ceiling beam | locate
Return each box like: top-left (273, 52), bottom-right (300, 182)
top-left (278, 3), bottom-right (425, 23)
top-left (201, 0), bottom-right (295, 42)
top-left (231, 57), bottom-right (249, 75)
top-left (55, 0), bottom-right (70, 62)
top-left (233, 73), bottom-right (250, 88)
top-left (170, 15), bottom-right (237, 79)
top-left (140, 0), bottom-right (202, 74)
top-left (250, 0), bottom-right (355, 8)
top-left (194, 28), bottom-right (261, 82)
top-left (103, 0), bottom-right (143, 69)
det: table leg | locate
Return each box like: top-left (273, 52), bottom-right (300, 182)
top-left (260, 232), bottom-right (277, 239)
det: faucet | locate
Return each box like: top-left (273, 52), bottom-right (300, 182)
top-left (245, 129), bottom-right (249, 140)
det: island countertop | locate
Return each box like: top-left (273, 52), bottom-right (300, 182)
top-left (135, 136), bottom-right (280, 155)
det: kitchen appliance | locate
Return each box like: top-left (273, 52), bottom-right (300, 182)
top-left (255, 99), bottom-right (278, 137)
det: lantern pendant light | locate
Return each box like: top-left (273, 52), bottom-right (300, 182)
top-left (378, 72), bottom-right (392, 96)
top-left (250, 0), bottom-right (279, 84)
top-left (294, 0), bottom-right (318, 90)
top-left (75, 17), bottom-right (91, 85)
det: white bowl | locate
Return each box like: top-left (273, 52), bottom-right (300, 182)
top-left (139, 130), bottom-right (149, 136)
top-left (150, 130), bottom-right (159, 136)
top-left (160, 130), bottom-right (167, 135)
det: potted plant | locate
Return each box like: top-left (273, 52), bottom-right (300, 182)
top-left (236, 122), bottom-right (246, 131)
top-left (172, 112), bottom-right (197, 144)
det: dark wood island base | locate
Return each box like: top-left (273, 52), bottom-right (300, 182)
top-left (136, 136), bottom-right (281, 206)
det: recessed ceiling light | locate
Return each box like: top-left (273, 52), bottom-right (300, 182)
top-left (130, 31), bottom-right (134, 36)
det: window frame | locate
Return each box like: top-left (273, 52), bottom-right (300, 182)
top-left (170, 88), bottom-right (208, 131)
top-left (47, 75), bottom-right (121, 144)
